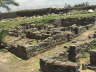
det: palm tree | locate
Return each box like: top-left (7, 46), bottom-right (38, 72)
top-left (0, 0), bottom-right (19, 11)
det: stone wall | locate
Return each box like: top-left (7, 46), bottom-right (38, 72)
top-left (40, 45), bottom-right (81, 72)
top-left (68, 45), bottom-right (80, 62)
top-left (8, 45), bottom-right (28, 59)
top-left (40, 36), bottom-right (96, 72)
top-left (8, 32), bottom-right (74, 59)
top-left (7, 24), bottom-right (95, 59)
top-left (6, 16), bottom-right (96, 59)
top-left (90, 50), bottom-right (96, 66)
top-left (8, 17), bottom-right (95, 38)
top-left (53, 17), bottom-right (95, 27)
top-left (40, 59), bottom-right (79, 72)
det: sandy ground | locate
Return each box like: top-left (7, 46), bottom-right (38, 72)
top-left (0, 25), bottom-right (96, 72)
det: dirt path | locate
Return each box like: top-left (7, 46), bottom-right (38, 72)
top-left (0, 25), bottom-right (96, 72)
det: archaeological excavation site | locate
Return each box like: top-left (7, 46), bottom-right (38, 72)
top-left (0, 2), bottom-right (96, 72)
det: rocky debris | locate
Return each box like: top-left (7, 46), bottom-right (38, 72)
top-left (88, 32), bottom-right (96, 39)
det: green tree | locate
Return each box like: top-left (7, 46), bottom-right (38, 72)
top-left (74, 2), bottom-right (89, 7)
top-left (0, 0), bottom-right (19, 11)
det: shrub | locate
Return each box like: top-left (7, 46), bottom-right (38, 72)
top-left (0, 29), bottom-right (8, 42)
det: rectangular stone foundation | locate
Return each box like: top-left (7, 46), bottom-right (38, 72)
top-left (40, 59), bottom-right (79, 72)
top-left (6, 17), bottom-right (96, 59)
top-left (8, 32), bottom-right (74, 59)
top-left (8, 31), bottom-right (96, 59)
top-left (40, 39), bottom-right (96, 72)
top-left (40, 50), bottom-right (80, 72)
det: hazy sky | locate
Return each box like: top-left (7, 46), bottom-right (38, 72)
top-left (0, 0), bottom-right (96, 12)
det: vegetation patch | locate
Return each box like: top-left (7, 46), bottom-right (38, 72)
top-left (0, 10), bottom-right (96, 30)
